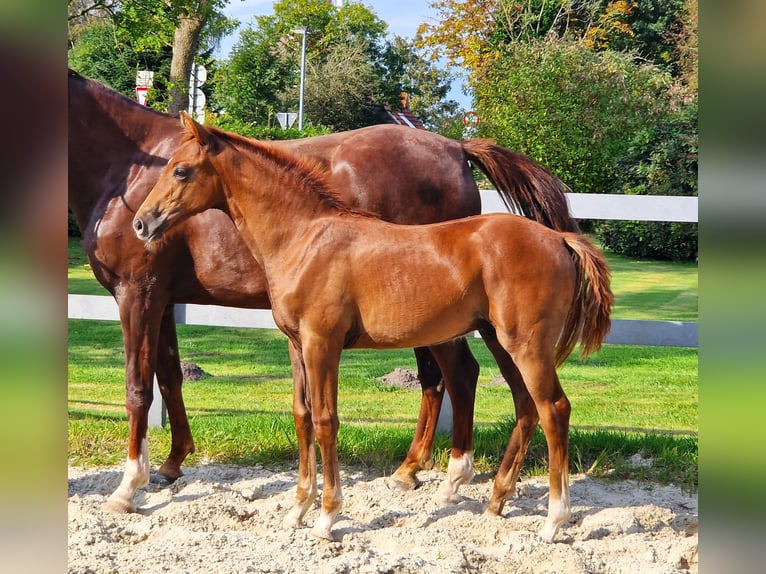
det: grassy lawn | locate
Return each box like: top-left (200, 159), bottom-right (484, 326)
top-left (68, 237), bottom-right (697, 488)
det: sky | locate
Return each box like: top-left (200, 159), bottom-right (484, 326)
top-left (216, 0), bottom-right (473, 109)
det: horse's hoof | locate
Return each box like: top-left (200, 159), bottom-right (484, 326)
top-left (435, 492), bottom-right (462, 506)
top-left (538, 524), bottom-right (558, 543)
top-left (102, 498), bottom-right (136, 514)
top-left (282, 510), bottom-right (304, 530)
top-left (158, 462), bottom-right (183, 482)
top-left (151, 472), bottom-right (176, 487)
top-left (310, 524), bottom-right (336, 541)
top-left (387, 475), bottom-right (420, 491)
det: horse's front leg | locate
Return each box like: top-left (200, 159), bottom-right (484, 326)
top-left (283, 340), bottom-right (319, 529)
top-left (301, 337), bottom-right (343, 541)
top-left (103, 296), bottom-right (164, 513)
top-left (155, 304), bottom-right (195, 482)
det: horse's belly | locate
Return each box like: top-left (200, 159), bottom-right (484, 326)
top-left (351, 300), bottom-right (481, 350)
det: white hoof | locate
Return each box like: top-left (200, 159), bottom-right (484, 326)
top-left (538, 521), bottom-right (559, 543)
top-left (282, 507), bottom-right (306, 530)
top-left (310, 513), bottom-right (336, 541)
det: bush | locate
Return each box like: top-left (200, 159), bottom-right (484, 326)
top-left (597, 221), bottom-right (697, 261)
top-left (68, 210), bottom-right (81, 237)
top-left (595, 97), bottom-right (697, 261)
top-left (208, 114), bottom-right (331, 140)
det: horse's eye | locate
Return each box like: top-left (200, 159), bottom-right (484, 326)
top-left (174, 167), bottom-right (188, 180)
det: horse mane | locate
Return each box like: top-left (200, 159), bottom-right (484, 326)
top-left (193, 125), bottom-right (376, 218)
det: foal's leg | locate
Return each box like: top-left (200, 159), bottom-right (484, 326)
top-left (500, 343), bottom-right (572, 543)
top-left (479, 328), bottom-right (540, 515)
top-left (283, 340), bottom-right (318, 529)
top-left (155, 305), bottom-right (195, 482)
top-left (104, 295), bottom-right (163, 513)
top-left (300, 336), bottom-right (344, 540)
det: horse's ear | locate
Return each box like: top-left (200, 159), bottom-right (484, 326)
top-left (180, 111), bottom-right (216, 151)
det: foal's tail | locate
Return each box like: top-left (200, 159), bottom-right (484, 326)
top-left (556, 234), bottom-right (614, 366)
top-left (461, 139), bottom-right (579, 233)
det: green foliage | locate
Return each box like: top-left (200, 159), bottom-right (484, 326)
top-left (595, 97), bottom-right (698, 260)
top-left (476, 39), bottom-right (671, 196)
top-left (210, 26), bottom-right (295, 124)
top-left (68, 19), bottom-right (171, 99)
top-left (209, 114), bottom-right (331, 140)
top-left (68, 210), bottom-right (80, 237)
top-left (68, 0), bottom-right (236, 111)
top-left (213, 0), bottom-right (452, 131)
top-left (212, 0), bottom-right (390, 129)
top-left (379, 35), bottom-right (462, 128)
top-left (597, 221), bottom-right (697, 262)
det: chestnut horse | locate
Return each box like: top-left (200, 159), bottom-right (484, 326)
top-left (134, 114), bottom-right (613, 542)
top-left (68, 70), bottom-right (577, 514)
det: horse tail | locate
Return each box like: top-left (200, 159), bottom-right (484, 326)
top-left (555, 233), bottom-right (614, 366)
top-left (461, 139), bottom-right (579, 233)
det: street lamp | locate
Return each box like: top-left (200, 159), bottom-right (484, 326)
top-left (293, 28), bottom-right (307, 130)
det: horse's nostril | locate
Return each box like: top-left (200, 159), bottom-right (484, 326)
top-left (134, 218), bottom-right (143, 233)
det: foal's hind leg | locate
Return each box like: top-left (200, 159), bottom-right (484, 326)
top-left (478, 328), bottom-right (540, 515)
top-left (390, 340), bottom-right (479, 496)
top-left (155, 305), bottom-right (195, 482)
top-left (499, 344), bottom-right (572, 543)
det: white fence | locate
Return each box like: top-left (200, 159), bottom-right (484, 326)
top-left (68, 193), bottom-right (697, 427)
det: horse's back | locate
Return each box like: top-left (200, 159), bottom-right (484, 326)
top-left (281, 125), bottom-right (479, 222)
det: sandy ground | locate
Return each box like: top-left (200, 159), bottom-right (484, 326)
top-left (68, 463), bottom-right (698, 574)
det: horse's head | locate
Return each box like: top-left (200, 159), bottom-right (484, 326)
top-left (133, 112), bottom-right (226, 244)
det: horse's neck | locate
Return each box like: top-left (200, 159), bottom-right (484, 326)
top-left (218, 144), bottom-right (339, 266)
top-left (68, 80), bottom-right (178, 230)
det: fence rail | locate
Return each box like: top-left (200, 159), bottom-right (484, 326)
top-left (68, 193), bottom-right (697, 427)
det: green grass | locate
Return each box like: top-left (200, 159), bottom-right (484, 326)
top-left (68, 238), bottom-right (109, 295)
top-left (603, 250), bottom-right (698, 321)
top-left (67, 238), bottom-right (697, 489)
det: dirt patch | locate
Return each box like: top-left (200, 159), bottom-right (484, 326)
top-left (377, 367), bottom-right (421, 390)
top-left (181, 361), bottom-right (209, 381)
top-left (68, 464), bottom-right (698, 573)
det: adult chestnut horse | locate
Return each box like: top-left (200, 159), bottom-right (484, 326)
top-left (134, 114), bottom-right (613, 542)
top-left (68, 70), bottom-right (577, 514)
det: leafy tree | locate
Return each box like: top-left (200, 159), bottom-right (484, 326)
top-left (475, 39), bottom-right (671, 195)
top-left (210, 25), bottom-right (295, 125)
top-left (214, 0), bottom-right (452, 131)
top-left (68, 0), bottom-right (235, 112)
top-left (595, 92), bottom-right (697, 261)
top-left (299, 41), bottom-right (381, 131)
top-left (419, 0), bottom-right (691, 82)
top-left (379, 35), bottom-right (460, 130)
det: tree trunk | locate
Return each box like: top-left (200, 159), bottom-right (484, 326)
top-left (168, 9), bottom-right (206, 115)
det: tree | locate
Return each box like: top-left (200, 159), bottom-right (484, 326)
top-left (475, 39), bottom-right (672, 195)
top-left (214, 0), bottom-right (452, 131)
top-left (68, 0), bottom-right (235, 113)
top-left (378, 35), bottom-right (460, 130)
